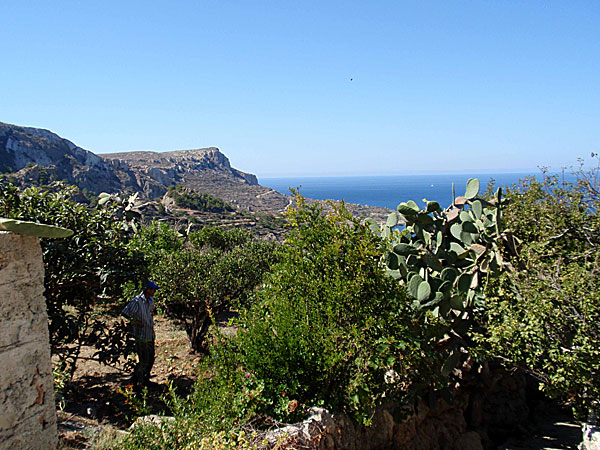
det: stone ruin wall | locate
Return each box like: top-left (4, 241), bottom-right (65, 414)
top-left (0, 232), bottom-right (58, 449)
top-left (263, 364), bottom-right (533, 450)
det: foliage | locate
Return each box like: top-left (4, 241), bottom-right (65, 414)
top-left (127, 220), bottom-right (184, 261)
top-left (117, 429), bottom-right (263, 450)
top-left (8, 159), bottom-right (600, 437)
top-left (111, 197), bottom-right (434, 447)
top-left (221, 196), bottom-right (433, 424)
top-left (0, 179), bottom-right (144, 375)
top-left (0, 179), bottom-right (276, 375)
top-left (374, 171), bottom-right (600, 414)
top-left (149, 226), bottom-right (279, 352)
top-left (97, 191), bottom-right (147, 233)
top-left (53, 360), bottom-right (69, 411)
top-left (477, 166), bottom-right (600, 416)
top-left (103, 370), bottom-right (270, 450)
top-left (168, 185), bottom-right (234, 213)
top-left (119, 385), bottom-right (153, 420)
top-left (372, 179), bottom-right (517, 380)
top-left (188, 225), bottom-right (251, 251)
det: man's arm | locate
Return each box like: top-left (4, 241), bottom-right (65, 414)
top-left (122, 299), bottom-right (143, 327)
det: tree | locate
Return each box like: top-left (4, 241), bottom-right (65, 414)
top-left (149, 226), bottom-right (279, 352)
top-left (0, 179), bottom-right (145, 375)
top-left (480, 166), bottom-right (600, 416)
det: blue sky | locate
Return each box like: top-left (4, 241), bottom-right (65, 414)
top-left (1, 1), bottom-right (598, 177)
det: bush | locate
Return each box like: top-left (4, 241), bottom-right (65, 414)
top-left (222, 197), bottom-right (432, 424)
top-left (478, 168), bottom-right (600, 416)
top-left (150, 226), bottom-right (279, 352)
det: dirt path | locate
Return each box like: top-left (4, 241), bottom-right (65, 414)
top-left (57, 315), bottom-right (203, 448)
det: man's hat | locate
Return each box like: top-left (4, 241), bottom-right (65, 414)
top-left (145, 280), bottom-right (159, 290)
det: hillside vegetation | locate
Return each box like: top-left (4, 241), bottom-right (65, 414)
top-left (167, 185), bottom-right (235, 213)
top-left (0, 162), bottom-right (598, 449)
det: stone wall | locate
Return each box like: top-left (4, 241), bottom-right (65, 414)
top-left (0, 232), bottom-right (57, 449)
top-left (263, 364), bottom-right (532, 450)
top-left (581, 408), bottom-right (600, 450)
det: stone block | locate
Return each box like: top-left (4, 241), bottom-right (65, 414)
top-left (0, 232), bottom-right (57, 449)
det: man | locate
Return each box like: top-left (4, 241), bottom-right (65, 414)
top-left (122, 280), bottom-right (159, 388)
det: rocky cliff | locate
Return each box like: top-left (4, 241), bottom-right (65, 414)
top-left (0, 122), bottom-right (123, 194)
top-left (0, 122), bottom-right (260, 199)
top-left (102, 148), bottom-right (259, 199)
top-left (0, 121), bottom-right (392, 221)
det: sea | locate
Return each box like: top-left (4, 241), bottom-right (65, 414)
top-left (260, 172), bottom-right (552, 211)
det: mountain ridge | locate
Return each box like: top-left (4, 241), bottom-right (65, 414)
top-left (0, 121), bottom-right (392, 221)
top-left (0, 121), bottom-right (124, 194)
top-left (0, 121), bottom-right (260, 199)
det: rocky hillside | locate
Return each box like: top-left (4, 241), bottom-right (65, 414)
top-left (104, 148), bottom-right (258, 186)
top-left (101, 148), bottom-right (292, 214)
top-left (0, 122), bottom-right (123, 194)
top-left (0, 121), bottom-right (391, 221)
top-left (0, 122), bottom-right (262, 199)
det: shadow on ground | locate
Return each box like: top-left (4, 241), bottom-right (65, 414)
top-left (62, 370), bottom-right (196, 427)
top-left (498, 402), bottom-right (581, 450)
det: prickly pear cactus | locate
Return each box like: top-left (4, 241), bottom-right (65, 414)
top-left (370, 178), bottom-right (518, 321)
top-left (367, 178), bottom-right (519, 379)
top-left (0, 218), bottom-right (73, 238)
top-left (98, 192), bottom-right (144, 232)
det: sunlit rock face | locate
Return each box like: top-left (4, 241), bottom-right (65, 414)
top-left (102, 147), bottom-right (259, 187)
top-left (0, 232), bottom-right (58, 450)
top-left (0, 122), bottom-right (258, 199)
top-left (0, 122), bottom-right (123, 194)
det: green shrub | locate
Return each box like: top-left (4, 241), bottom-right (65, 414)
top-left (168, 185), bottom-right (234, 212)
top-left (224, 197), bottom-right (432, 424)
top-left (150, 226), bottom-right (279, 352)
top-left (477, 169), bottom-right (600, 416)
